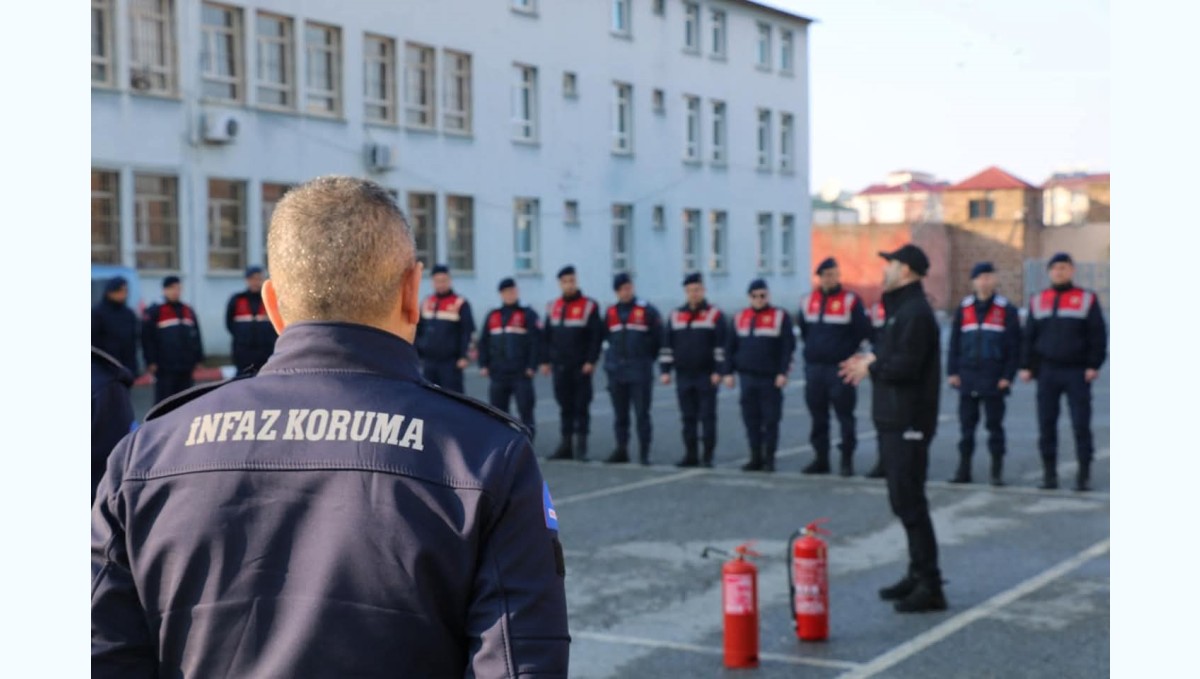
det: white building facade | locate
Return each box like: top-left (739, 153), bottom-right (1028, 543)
top-left (92, 0), bottom-right (812, 356)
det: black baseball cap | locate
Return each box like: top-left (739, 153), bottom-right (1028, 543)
top-left (878, 244), bottom-right (930, 276)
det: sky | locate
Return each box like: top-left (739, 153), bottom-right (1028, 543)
top-left (765, 0), bottom-right (1110, 195)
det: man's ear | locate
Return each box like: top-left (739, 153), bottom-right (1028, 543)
top-left (401, 262), bottom-right (424, 326)
top-left (263, 279), bottom-right (286, 334)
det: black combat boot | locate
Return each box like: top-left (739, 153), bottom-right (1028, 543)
top-left (741, 447), bottom-right (763, 472)
top-left (894, 579), bottom-right (948, 613)
top-left (676, 442), bottom-right (699, 468)
top-left (1039, 460), bottom-right (1059, 490)
top-left (1074, 460), bottom-right (1091, 492)
top-left (864, 458), bottom-right (885, 479)
top-left (990, 455), bottom-right (1005, 487)
top-left (548, 438), bottom-right (573, 461)
top-left (839, 450), bottom-right (854, 477)
top-left (949, 454), bottom-right (972, 484)
top-left (701, 442), bottom-right (716, 468)
top-left (801, 452), bottom-right (831, 475)
top-left (574, 434), bottom-right (589, 461)
top-left (605, 446), bottom-right (630, 464)
top-left (638, 442), bottom-right (651, 466)
top-left (762, 445), bottom-right (777, 472)
top-left (878, 573), bottom-right (918, 601)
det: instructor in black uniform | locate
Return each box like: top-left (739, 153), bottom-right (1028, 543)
top-left (840, 244), bottom-right (946, 613)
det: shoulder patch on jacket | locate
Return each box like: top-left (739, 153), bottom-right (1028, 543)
top-left (421, 380), bottom-right (531, 437)
top-left (145, 372), bottom-right (255, 421)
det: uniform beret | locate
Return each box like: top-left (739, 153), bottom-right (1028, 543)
top-left (557, 265), bottom-right (576, 279)
top-left (245, 265), bottom-right (264, 278)
top-left (162, 275), bottom-right (181, 288)
top-left (970, 261), bottom-right (995, 279)
top-left (815, 257), bottom-right (837, 275)
top-left (683, 272), bottom-right (703, 286)
top-left (613, 272), bottom-right (632, 291)
top-left (431, 264), bottom-right (450, 276)
top-left (497, 277), bottom-right (516, 291)
top-left (1047, 252), bottom-right (1073, 268)
top-left (747, 278), bottom-right (768, 293)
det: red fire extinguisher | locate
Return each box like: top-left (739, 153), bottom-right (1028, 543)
top-left (788, 518), bottom-right (831, 642)
top-left (702, 542), bottom-right (761, 669)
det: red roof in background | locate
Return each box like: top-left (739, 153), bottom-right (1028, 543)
top-left (1042, 172), bottom-right (1110, 189)
top-left (948, 166), bottom-right (1037, 191)
top-left (857, 180), bottom-right (949, 196)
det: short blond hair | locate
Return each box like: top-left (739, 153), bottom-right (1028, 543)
top-left (267, 176), bottom-right (414, 324)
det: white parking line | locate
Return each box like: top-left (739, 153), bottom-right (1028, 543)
top-left (555, 469), bottom-right (707, 506)
top-left (572, 630), bottom-right (863, 671)
top-left (835, 538), bottom-right (1111, 679)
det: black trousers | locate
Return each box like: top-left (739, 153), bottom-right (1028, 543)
top-left (489, 375), bottom-right (536, 440)
top-left (676, 372), bottom-right (717, 449)
top-left (423, 359), bottom-right (465, 394)
top-left (805, 363), bottom-right (857, 457)
top-left (1036, 365), bottom-right (1094, 465)
top-left (958, 390), bottom-right (1007, 457)
top-left (739, 373), bottom-right (783, 451)
top-left (154, 370), bottom-right (194, 405)
top-left (878, 429), bottom-right (941, 582)
top-left (553, 364), bottom-right (594, 437)
top-left (609, 377), bottom-right (653, 448)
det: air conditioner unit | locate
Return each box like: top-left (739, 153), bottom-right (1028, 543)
top-left (365, 143), bottom-right (394, 172)
top-left (203, 112), bottom-right (240, 144)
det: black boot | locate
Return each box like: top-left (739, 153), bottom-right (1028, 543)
top-left (839, 450), bottom-right (854, 477)
top-left (949, 454), bottom-right (972, 484)
top-left (990, 455), bottom-right (1005, 487)
top-left (762, 445), bottom-right (777, 472)
top-left (676, 442), bottom-right (699, 467)
top-left (605, 446), bottom-right (630, 464)
top-left (878, 573), bottom-right (918, 601)
top-left (1074, 460), bottom-right (1091, 492)
top-left (741, 447), bottom-right (763, 472)
top-left (1039, 460), bottom-right (1059, 490)
top-left (894, 578), bottom-right (948, 613)
top-left (864, 458), bottom-right (885, 479)
top-left (638, 443), bottom-right (651, 466)
top-left (574, 434), bottom-right (589, 462)
top-left (801, 452), bottom-right (830, 475)
top-left (701, 442), bottom-right (716, 468)
top-left (548, 438), bottom-right (573, 461)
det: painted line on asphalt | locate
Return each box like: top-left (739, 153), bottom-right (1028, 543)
top-left (835, 538), bottom-right (1111, 679)
top-left (554, 469), bottom-right (707, 506)
top-left (572, 630), bottom-right (862, 671)
top-left (534, 380), bottom-right (807, 426)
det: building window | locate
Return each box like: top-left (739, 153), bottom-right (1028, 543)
top-left (92, 0), bottom-right (115, 86)
top-left (362, 34), bottom-right (396, 124)
top-left (682, 209), bottom-right (701, 272)
top-left (757, 212), bottom-right (774, 273)
top-left (447, 195), bottom-right (475, 273)
top-left (710, 10), bottom-right (726, 58)
top-left (653, 88), bottom-right (665, 113)
top-left (512, 64), bottom-right (538, 142)
top-left (407, 192), bottom-right (437, 269)
top-left (612, 203), bottom-right (633, 273)
top-left (514, 198), bottom-right (540, 273)
top-left (201, 3), bottom-right (243, 102)
top-left (207, 179), bottom-right (247, 272)
top-left (969, 199), bottom-right (995, 219)
top-left (653, 205), bottom-right (665, 230)
top-left (756, 108), bottom-right (772, 170)
top-left (684, 95), bottom-right (701, 162)
top-left (711, 100), bottom-right (727, 165)
top-left (255, 12), bottom-right (294, 109)
top-left (134, 173), bottom-right (179, 270)
top-left (612, 82), bottom-right (633, 154)
top-left (780, 213), bottom-right (795, 273)
top-left (404, 43), bottom-right (436, 129)
top-left (563, 71), bottom-right (578, 98)
top-left (92, 170), bottom-right (121, 264)
top-left (756, 22), bottom-right (772, 69)
top-left (780, 112), bottom-right (794, 173)
top-left (443, 49), bottom-right (472, 133)
top-left (129, 0), bottom-right (176, 95)
top-left (612, 0), bottom-right (631, 36)
top-left (684, 2), bottom-right (700, 53)
top-left (304, 22), bottom-right (341, 116)
top-left (653, 0), bottom-right (665, 16)
top-left (512, 0), bottom-right (536, 14)
top-left (564, 200), bottom-right (580, 225)
top-left (261, 182), bottom-right (293, 268)
top-left (780, 29), bottom-right (794, 73)
top-left (708, 210), bottom-right (727, 273)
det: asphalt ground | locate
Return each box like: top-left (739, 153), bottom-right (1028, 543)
top-left (130, 356), bottom-right (1110, 679)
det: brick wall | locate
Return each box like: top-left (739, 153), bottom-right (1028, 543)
top-left (810, 221), bottom-right (951, 311)
top-left (941, 188), bottom-right (1041, 304)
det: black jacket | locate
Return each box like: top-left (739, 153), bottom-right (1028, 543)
top-left (728, 305), bottom-right (796, 377)
top-left (92, 323), bottom-right (570, 678)
top-left (91, 347), bottom-right (134, 503)
top-left (416, 291), bottom-right (475, 363)
top-left (660, 301), bottom-right (728, 376)
top-left (543, 292), bottom-right (604, 367)
top-left (141, 301), bottom-right (204, 372)
top-left (225, 290), bottom-right (278, 370)
top-left (603, 299), bottom-right (663, 380)
top-left (869, 281), bottom-right (941, 436)
top-left (947, 293), bottom-right (1021, 395)
top-left (797, 285), bottom-right (871, 365)
top-left (479, 303), bottom-right (542, 377)
top-left (92, 299), bottom-right (140, 376)
top-left (1020, 283), bottom-right (1107, 373)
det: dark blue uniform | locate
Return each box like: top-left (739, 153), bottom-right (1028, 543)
top-left (479, 303), bottom-right (542, 439)
top-left (142, 301), bottom-right (205, 404)
top-left (225, 289), bottom-right (278, 374)
top-left (91, 323), bottom-right (570, 678)
top-left (416, 290), bottom-right (475, 393)
top-left (543, 293), bottom-right (604, 457)
top-left (660, 301), bottom-right (728, 466)
top-left (729, 305), bottom-right (796, 470)
top-left (947, 293), bottom-right (1021, 481)
top-left (603, 299), bottom-right (663, 463)
top-left (92, 288), bottom-right (140, 377)
top-left (91, 347), bottom-right (134, 503)
top-left (797, 286), bottom-right (871, 473)
top-left (1021, 283), bottom-right (1107, 488)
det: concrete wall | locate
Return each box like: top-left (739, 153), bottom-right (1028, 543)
top-left (1038, 222), bottom-right (1110, 262)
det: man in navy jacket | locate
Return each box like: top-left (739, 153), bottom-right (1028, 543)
top-left (141, 276), bottom-right (204, 405)
top-left (603, 273), bottom-right (663, 465)
top-left (479, 277), bottom-right (542, 440)
top-left (224, 265), bottom-right (278, 375)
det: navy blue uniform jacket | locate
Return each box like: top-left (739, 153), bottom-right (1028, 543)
top-left (416, 291), bottom-right (475, 363)
top-left (797, 286), bottom-right (871, 365)
top-left (543, 293), bottom-right (604, 367)
top-left (659, 301), bottom-right (728, 376)
top-left (225, 290), bottom-right (278, 369)
top-left (728, 306), bottom-right (796, 377)
top-left (1020, 283), bottom-right (1107, 374)
top-left (479, 303), bottom-right (542, 377)
top-left (92, 298), bottom-right (140, 376)
top-left (141, 301), bottom-right (204, 372)
top-left (947, 294), bottom-right (1020, 395)
top-left (91, 323), bottom-right (570, 678)
top-left (603, 299), bottom-right (663, 380)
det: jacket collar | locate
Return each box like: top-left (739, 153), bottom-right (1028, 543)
top-left (258, 322), bottom-right (423, 383)
top-left (882, 280), bottom-right (924, 312)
